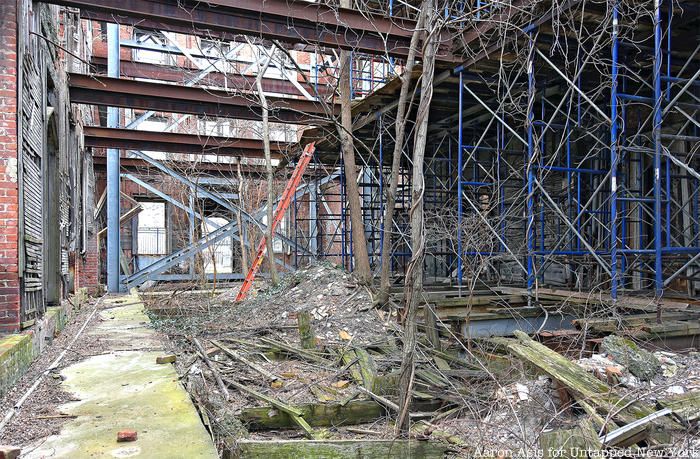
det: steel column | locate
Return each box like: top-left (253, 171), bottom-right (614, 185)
top-left (106, 23), bottom-right (121, 293)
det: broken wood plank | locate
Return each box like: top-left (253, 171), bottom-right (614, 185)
top-left (224, 378), bottom-right (317, 439)
top-left (211, 340), bottom-right (280, 382)
top-left (239, 400), bottom-right (389, 430)
top-left (505, 331), bottom-right (684, 436)
top-left (659, 390), bottom-right (700, 423)
top-left (297, 311), bottom-right (316, 350)
top-left (540, 418), bottom-right (601, 459)
top-left (235, 439), bottom-right (451, 458)
top-left (424, 303), bottom-right (441, 350)
top-left (192, 337), bottom-right (229, 400)
top-left (259, 337), bottom-right (332, 365)
top-left (339, 348), bottom-right (376, 390)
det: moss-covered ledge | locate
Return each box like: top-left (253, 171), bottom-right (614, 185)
top-left (0, 302), bottom-right (72, 397)
top-left (0, 334), bottom-right (35, 395)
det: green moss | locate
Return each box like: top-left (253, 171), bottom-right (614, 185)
top-left (30, 295), bottom-right (218, 458)
top-left (0, 334), bottom-right (35, 396)
top-left (601, 335), bottom-right (660, 381)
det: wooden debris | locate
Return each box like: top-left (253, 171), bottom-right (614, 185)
top-left (356, 386), bottom-right (399, 412)
top-left (211, 340), bottom-right (280, 382)
top-left (239, 399), bottom-right (391, 430)
top-left (432, 356), bottom-right (451, 372)
top-left (658, 390), bottom-right (700, 423)
top-left (412, 420), bottom-right (466, 447)
top-left (192, 337), bottom-right (229, 400)
top-left (259, 337), bottom-right (332, 365)
top-left (424, 303), bottom-right (441, 350)
top-left (340, 348), bottom-right (376, 390)
top-left (297, 311), bottom-right (316, 350)
top-left (505, 331), bottom-right (684, 438)
top-left (155, 355), bottom-right (176, 364)
top-left (540, 418), bottom-right (601, 459)
top-left (235, 439), bottom-right (451, 458)
top-left (225, 378), bottom-right (317, 439)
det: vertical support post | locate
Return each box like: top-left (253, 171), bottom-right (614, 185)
top-left (378, 114), bottom-right (384, 265)
top-left (188, 193), bottom-right (195, 276)
top-left (106, 23), bottom-right (121, 293)
top-left (665, 0), bottom-right (672, 249)
top-left (457, 71), bottom-right (464, 288)
top-left (309, 184), bottom-right (318, 256)
top-left (653, 0), bottom-right (664, 297)
top-left (526, 32), bottom-right (536, 298)
top-left (610, 1), bottom-right (620, 300)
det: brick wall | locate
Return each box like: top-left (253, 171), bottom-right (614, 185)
top-left (0, 1), bottom-right (21, 333)
top-left (76, 231), bottom-right (100, 294)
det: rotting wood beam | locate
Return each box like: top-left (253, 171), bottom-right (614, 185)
top-left (68, 73), bottom-right (336, 124)
top-left (236, 439), bottom-right (451, 458)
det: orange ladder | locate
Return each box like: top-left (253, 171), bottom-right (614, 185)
top-left (235, 142), bottom-right (316, 302)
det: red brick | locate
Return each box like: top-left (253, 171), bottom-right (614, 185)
top-left (116, 430), bottom-right (137, 442)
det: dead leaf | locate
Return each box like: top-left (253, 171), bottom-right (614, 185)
top-left (331, 380), bottom-right (351, 389)
top-left (339, 330), bottom-right (352, 341)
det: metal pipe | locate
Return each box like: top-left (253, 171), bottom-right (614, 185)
top-left (457, 71), bottom-right (464, 288)
top-left (526, 32), bottom-right (536, 296)
top-left (653, 0), bottom-right (664, 296)
top-left (610, 2), bottom-right (620, 299)
top-left (535, 48), bottom-right (612, 123)
top-left (106, 23), bottom-right (121, 293)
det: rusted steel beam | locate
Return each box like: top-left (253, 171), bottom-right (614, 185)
top-left (90, 56), bottom-right (330, 98)
top-left (45, 0), bottom-right (457, 61)
top-left (92, 155), bottom-right (269, 175)
top-left (69, 73), bottom-right (335, 124)
top-left (84, 126), bottom-right (291, 158)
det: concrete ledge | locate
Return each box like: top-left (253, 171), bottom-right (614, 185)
top-left (0, 302), bottom-right (72, 397)
top-left (0, 334), bottom-right (34, 396)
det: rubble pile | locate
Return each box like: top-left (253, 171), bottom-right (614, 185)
top-left (144, 266), bottom-right (700, 457)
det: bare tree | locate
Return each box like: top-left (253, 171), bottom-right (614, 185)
top-left (396, 0), bottom-right (438, 435)
top-left (254, 44), bottom-right (279, 285)
top-left (236, 162), bottom-right (249, 274)
top-left (337, 0), bottom-right (372, 285)
top-left (377, 2), bottom-right (428, 305)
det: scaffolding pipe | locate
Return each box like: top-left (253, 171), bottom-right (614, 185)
top-left (610, 2), bottom-right (620, 299)
top-left (653, 0), bottom-right (664, 296)
top-left (526, 32), bottom-right (536, 296)
top-left (457, 71), bottom-right (464, 287)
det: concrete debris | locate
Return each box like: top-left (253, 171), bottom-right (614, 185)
top-left (601, 335), bottom-right (661, 381)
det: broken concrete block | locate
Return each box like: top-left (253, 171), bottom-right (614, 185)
top-left (601, 335), bottom-right (660, 381)
top-left (0, 446), bottom-right (21, 459)
top-left (117, 430), bottom-right (138, 442)
top-left (156, 355), bottom-right (176, 364)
